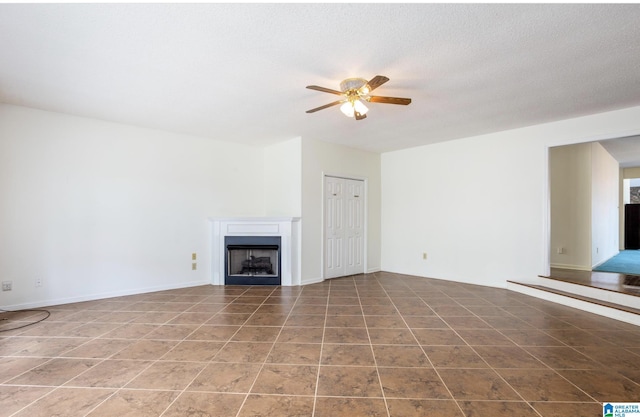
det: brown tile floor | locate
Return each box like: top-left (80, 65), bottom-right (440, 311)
top-left (1, 271), bottom-right (640, 416)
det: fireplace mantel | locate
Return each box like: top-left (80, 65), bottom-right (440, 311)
top-left (209, 217), bottom-right (301, 286)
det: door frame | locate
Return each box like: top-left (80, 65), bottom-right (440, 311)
top-left (321, 172), bottom-right (368, 280)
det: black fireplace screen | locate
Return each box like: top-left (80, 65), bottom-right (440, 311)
top-left (225, 236), bottom-right (281, 285)
top-left (228, 245), bottom-right (279, 276)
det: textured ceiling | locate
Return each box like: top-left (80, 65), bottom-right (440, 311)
top-left (1, 3), bottom-right (640, 154)
top-left (600, 135), bottom-right (640, 168)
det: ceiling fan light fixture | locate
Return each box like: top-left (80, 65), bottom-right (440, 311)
top-left (340, 101), bottom-right (354, 118)
top-left (354, 99), bottom-right (369, 115)
top-left (340, 99), bottom-right (368, 118)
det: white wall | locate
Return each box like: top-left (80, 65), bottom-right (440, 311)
top-left (258, 136), bottom-right (382, 285)
top-left (381, 105), bottom-right (640, 288)
top-left (0, 104), bottom-right (264, 309)
top-left (4, 100), bottom-right (640, 306)
top-left (549, 142), bottom-right (619, 269)
top-left (624, 167), bottom-right (640, 179)
top-left (591, 142), bottom-right (619, 266)
top-left (301, 138), bottom-right (381, 284)
top-left (263, 137), bottom-right (302, 217)
top-left (549, 143), bottom-right (593, 270)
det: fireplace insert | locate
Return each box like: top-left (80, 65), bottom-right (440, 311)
top-left (224, 236), bottom-right (281, 285)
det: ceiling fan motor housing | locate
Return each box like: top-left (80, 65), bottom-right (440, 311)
top-left (340, 78), bottom-right (370, 96)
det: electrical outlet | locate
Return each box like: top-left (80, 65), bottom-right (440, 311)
top-left (192, 253), bottom-right (197, 261)
top-left (2, 281), bottom-right (12, 291)
top-left (422, 252), bottom-right (428, 260)
top-left (557, 247), bottom-right (565, 254)
top-left (35, 277), bottom-right (43, 287)
top-left (192, 263), bottom-right (197, 270)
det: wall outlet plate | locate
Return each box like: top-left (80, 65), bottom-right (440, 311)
top-left (2, 281), bottom-right (12, 291)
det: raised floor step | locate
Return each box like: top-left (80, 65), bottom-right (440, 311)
top-left (508, 281), bottom-right (640, 314)
top-left (507, 280), bottom-right (640, 326)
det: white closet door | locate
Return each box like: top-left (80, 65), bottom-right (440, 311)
top-left (324, 176), bottom-right (365, 279)
top-left (345, 179), bottom-right (364, 276)
top-left (324, 176), bottom-right (344, 279)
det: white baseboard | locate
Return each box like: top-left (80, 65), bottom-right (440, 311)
top-left (300, 277), bottom-right (324, 286)
top-left (549, 263), bottom-right (592, 271)
top-left (2, 279), bottom-right (212, 311)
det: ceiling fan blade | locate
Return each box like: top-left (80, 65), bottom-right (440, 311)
top-left (368, 96), bottom-right (412, 105)
top-left (306, 85), bottom-right (343, 95)
top-left (306, 100), bottom-right (343, 113)
top-left (367, 75), bottom-right (390, 92)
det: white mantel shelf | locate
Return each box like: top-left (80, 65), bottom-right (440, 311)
top-left (209, 217), bottom-right (301, 286)
top-left (210, 217), bottom-right (300, 222)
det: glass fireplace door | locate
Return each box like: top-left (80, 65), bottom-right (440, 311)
top-left (224, 236), bottom-right (281, 285)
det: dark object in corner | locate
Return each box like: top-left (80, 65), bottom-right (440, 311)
top-left (625, 204), bottom-right (640, 249)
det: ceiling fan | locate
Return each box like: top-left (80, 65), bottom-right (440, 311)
top-left (306, 75), bottom-right (411, 120)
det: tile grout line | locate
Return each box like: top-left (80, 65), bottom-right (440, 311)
top-left (152, 285), bottom-right (267, 417)
top-left (470, 293), bottom-right (603, 406)
top-left (391, 273), bottom-right (570, 414)
top-left (428, 279), bottom-right (552, 416)
top-left (50, 287), bottom-right (240, 417)
top-left (310, 280), bottom-right (331, 417)
top-left (474, 290), bottom-right (598, 406)
top-left (451, 282), bottom-right (602, 414)
top-left (81, 290), bottom-right (232, 417)
top-left (2, 306), bottom-right (112, 416)
top-left (443, 293), bottom-right (547, 417)
top-left (3, 277), bottom-right (636, 416)
top-left (5, 308), bottom-right (151, 417)
top-left (376, 273), bottom-right (465, 417)
top-left (354, 276), bottom-right (391, 417)
top-left (231, 285), bottom-right (306, 417)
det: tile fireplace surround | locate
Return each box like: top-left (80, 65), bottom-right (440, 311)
top-left (210, 217), bottom-right (301, 286)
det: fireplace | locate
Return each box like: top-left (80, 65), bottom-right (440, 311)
top-left (210, 217), bottom-right (300, 286)
top-left (225, 236), bottom-right (281, 285)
